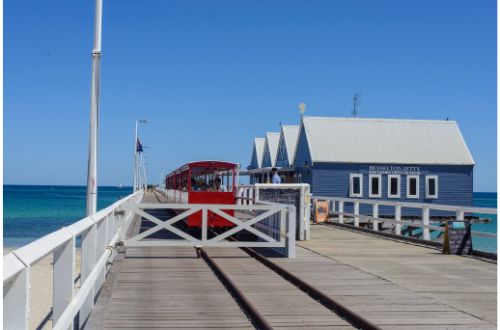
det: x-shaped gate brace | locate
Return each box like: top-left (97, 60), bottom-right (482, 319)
top-left (121, 203), bottom-right (291, 249)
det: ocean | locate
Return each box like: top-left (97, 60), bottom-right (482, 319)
top-left (3, 185), bottom-right (133, 246)
top-left (3, 186), bottom-right (497, 253)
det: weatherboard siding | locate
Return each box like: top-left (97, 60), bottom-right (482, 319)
top-left (308, 163), bottom-right (473, 216)
top-left (249, 148), bottom-right (259, 169)
top-left (276, 134), bottom-right (290, 168)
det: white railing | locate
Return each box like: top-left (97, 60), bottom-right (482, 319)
top-left (312, 196), bottom-right (497, 243)
top-left (122, 201), bottom-right (296, 258)
top-left (237, 184), bottom-right (311, 240)
top-left (3, 190), bottom-right (144, 330)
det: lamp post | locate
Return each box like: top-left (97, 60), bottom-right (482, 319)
top-left (86, 0), bottom-right (103, 216)
top-left (134, 119), bottom-right (148, 191)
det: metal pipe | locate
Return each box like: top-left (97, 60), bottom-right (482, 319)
top-left (86, 0), bottom-right (103, 216)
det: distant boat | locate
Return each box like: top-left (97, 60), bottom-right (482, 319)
top-left (118, 182), bottom-right (123, 189)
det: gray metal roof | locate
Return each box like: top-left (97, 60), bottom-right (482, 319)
top-left (281, 125), bottom-right (300, 164)
top-left (253, 137), bottom-right (265, 168)
top-left (300, 117), bottom-right (475, 165)
top-left (265, 132), bottom-right (281, 167)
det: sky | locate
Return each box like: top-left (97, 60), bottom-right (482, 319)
top-left (4, 0), bottom-right (497, 192)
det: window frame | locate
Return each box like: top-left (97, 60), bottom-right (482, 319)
top-left (349, 174), bottom-right (363, 198)
top-left (425, 175), bottom-right (438, 199)
top-left (387, 175), bottom-right (401, 198)
top-left (368, 174), bottom-right (382, 198)
top-left (406, 175), bottom-right (420, 199)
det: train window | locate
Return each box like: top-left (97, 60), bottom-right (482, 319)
top-left (190, 167), bottom-right (234, 192)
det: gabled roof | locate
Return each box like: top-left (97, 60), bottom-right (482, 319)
top-left (299, 116), bottom-right (475, 165)
top-left (281, 125), bottom-right (300, 165)
top-left (265, 132), bottom-right (281, 167)
top-left (252, 137), bottom-right (265, 168)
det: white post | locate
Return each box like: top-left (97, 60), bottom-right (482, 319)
top-left (354, 201), bottom-right (360, 227)
top-left (456, 208), bottom-right (465, 221)
top-left (52, 237), bottom-right (75, 324)
top-left (338, 201), bottom-right (344, 224)
top-left (422, 206), bottom-right (430, 240)
top-left (86, 0), bottom-right (103, 216)
top-left (287, 206), bottom-right (296, 258)
top-left (372, 204), bottom-right (379, 231)
top-left (395, 205), bottom-right (402, 235)
top-left (95, 219), bottom-right (107, 292)
top-left (80, 223), bottom-right (97, 323)
top-left (133, 120), bottom-right (138, 191)
top-left (201, 208), bottom-right (208, 243)
top-left (4, 256), bottom-right (30, 330)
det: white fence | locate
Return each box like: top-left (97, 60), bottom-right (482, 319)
top-left (237, 183), bottom-right (311, 240)
top-left (123, 200), bottom-right (296, 258)
top-left (312, 196), bottom-right (497, 242)
top-left (3, 190), bottom-right (144, 330)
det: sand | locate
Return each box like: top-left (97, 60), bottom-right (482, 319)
top-left (4, 247), bottom-right (81, 330)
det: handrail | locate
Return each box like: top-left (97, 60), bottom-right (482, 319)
top-left (314, 195), bottom-right (497, 214)
top-left (3, 189), bottom-right (144, 330)
top-left (312, 195), bottom-right (497, 245)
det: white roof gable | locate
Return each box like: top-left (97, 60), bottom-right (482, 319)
top-left (253, 137), bottom-right (265, 168)
top-left (301, 117), bottom-right (475, 165)
top-left (282, 125), bottom-right (300, 164)
top-left (265, 132), bottom-right (280, 167)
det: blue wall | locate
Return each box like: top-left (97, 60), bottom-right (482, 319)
top-left (275, 134), bottom-right (290, 168)
top-left (249, 147), bottom-right (259, 170)
top-left (298, 162), bottom-right (473, 216)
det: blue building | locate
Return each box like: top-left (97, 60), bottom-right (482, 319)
top-left (293, 116), bottom-right (475, 214)
top-left (261, 132), bottom-right (280, 169)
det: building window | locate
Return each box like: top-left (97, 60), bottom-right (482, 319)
top-left (350, 174), bottom-right (363, 197)
top-left (406, 175), bottom-right (419, 199)
top-left (387, 175), bottom-right (400, 198)
top-left (426, 175), bottom-right (438, 199)
top-left (369, 174), bottom-right (382, 198)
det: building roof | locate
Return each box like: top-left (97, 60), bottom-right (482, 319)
top-left (299, 116), bottom-right (475, 165)
top-left (281, 125), bottom-right (300, 164)
top-left (252, 137), bottom-right (265, 168)
top-left (265, 132), bottom-right (281, 167)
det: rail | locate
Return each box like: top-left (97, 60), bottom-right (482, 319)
top-left (3, 190), bottom-right (144, 330)
top-left (312, 196), bottom-right (497, 243)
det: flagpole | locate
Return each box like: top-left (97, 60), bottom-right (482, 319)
top-left (86, 0), bottom-right (103, 216)
top-left (134, 120), bottom-right (138, 191)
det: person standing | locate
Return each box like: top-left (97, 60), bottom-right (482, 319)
top-left (271, 168), bottom-right (281, 184)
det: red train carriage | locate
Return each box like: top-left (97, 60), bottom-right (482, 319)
top-left (165, 161), bottom-right (237, 228)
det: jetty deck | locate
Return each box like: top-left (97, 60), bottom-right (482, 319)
top-left (84, 192), bottom-right (496, 330)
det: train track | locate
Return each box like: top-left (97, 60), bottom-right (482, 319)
top-left (149, 189), bottom-right (380, 330)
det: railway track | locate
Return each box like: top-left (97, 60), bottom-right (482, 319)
top-left (149, 189), bottom-right (380, 330)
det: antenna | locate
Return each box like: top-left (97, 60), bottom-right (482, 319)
top-left (352, 92), bottom-right (361, 118)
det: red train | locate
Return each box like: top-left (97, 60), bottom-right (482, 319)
top-left (165, 161), bottom-right (238, 228)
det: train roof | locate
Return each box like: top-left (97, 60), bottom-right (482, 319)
top-left (166, 161), bottom-right (238, 177)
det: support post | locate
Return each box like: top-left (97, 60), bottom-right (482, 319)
top-left (80, 223), bottom-right (97, 324)
top-left (52, 237), bottom-right (75, 324)
top-left (422, 206), bottom-right (430, 240)
top-left (395, 205), bottom-right (402, 235)
top-left (372, 204), bottom-right (379, 231)
top-left (456, 208), bottom-right (465, 221)
top-left (201, 208), bottom-right (208, 243)
top-left (354, 201), bottom-right (360, 227)
top-left (338, 201), bottom-right (344, 224)
top-left (3, 257), bottom-right (30, 330)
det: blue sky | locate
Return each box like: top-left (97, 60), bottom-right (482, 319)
top-left (4, 0), bottom-right (497, 191)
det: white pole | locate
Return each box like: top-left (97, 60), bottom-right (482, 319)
top-left (86, 0), bottom-right (103, 216)
top-left (133, 121), bottom-right (138, 191)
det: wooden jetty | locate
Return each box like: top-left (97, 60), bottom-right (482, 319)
top-left (84, 192), bottom-right (496, 330)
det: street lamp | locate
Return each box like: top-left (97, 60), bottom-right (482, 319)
top-left (86, 0), bottom-right (103, 216)
top-left (134, 119), bottom-right (148, 191)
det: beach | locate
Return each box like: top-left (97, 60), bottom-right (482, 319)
top-left (4, 248), bottom-right (81, 330)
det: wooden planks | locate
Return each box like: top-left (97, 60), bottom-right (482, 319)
top-left (205, 247), bottom-right (355, 329)
top-left (90, 246), bottom-right (254, 329)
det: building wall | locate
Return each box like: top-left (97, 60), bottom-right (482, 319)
top-left (308, 162), bottom-right (474, 216)
top-left (249, 147), bottom-right (259, 170)
top-left (275, 134), bottom-right (290, 168)
top-left (262, 142), bottom-right (272, 168)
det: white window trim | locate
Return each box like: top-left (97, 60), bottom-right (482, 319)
top-left (406, 175), bottom-right (420, 199)
top-left (425, 175), bottom-right (439, 199)
top-left (368, 174), bottom-right (382, 198)
top-left (349, 174), bottom-right (363, 198)
top-left (387, 175), bottom-right (401, 198)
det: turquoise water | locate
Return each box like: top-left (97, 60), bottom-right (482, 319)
top-left (3, 185), bottom-right (132, 246)
top-left (3, 186), bottom-right (497, 253)
top-left (471, 192), bottom-right (497, 253)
